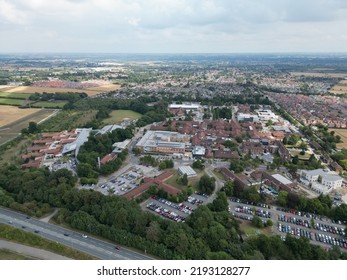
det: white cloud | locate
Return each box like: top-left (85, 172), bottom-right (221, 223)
top-left (0, 0), bottom-right (346, 52)
top-left (0, 0), bottom-right (28, 25)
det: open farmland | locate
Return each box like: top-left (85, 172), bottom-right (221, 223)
top-left (0, 99), bottom-right (24, 106)
top-left (329, 80), bottom-right (347, 95)
top-left (103, 110), bottom-right (142, 124)
top-left (0, 84), bottom-right (121, 97)
top-left (329, 129), bottom-right (347, 149)
top-left (32, 101), bottom-right (67, 108)
top-left (0, 106), bottom-right (42, 127)
top-left (0, 92), bottom-right (31, 99)
top-left (0, 107), bottom-right (56, 145)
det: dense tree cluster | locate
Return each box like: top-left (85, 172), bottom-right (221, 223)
top-left (139, 155), bottom-right (159, 167)
top-left (277, 191), bottom-right (347, 222)
top-left (77, 128), bottom-right (132, 178)
top-left (0, 165), bottom-right (346, 260)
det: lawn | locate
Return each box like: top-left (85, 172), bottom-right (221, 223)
top-left (238, 220), bottom-right (273, 237)
top-left (103, 110), bottom-right (142, 124)
top-left (0, 92), bottom-right (30, 99)
top-left (164, 169), bottom-right (204, 191)
top-left (288, 149), bottom-right (311, 160)
top-left (0, 98), bottom-right (24, 106)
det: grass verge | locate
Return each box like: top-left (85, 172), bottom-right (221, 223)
top-left (0, 224), bottom-right (95, 260)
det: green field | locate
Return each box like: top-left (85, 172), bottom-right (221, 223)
top-left (165, 170), bottom-right (204, 191)
top-left (288, 149), bottom-right (311, 160)
top-left (0, 98), bottom-right (24, 106)
top-left (32, 101), bottom-right (67, 108)
top-left (103, 110), bottom-right (142, 124)
top-left (0, 92), bottom-right (30, 99)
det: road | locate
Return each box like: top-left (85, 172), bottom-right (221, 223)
top-left (0, 207), bottom-right (153, 260)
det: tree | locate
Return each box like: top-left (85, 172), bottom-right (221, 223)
top-left (28, 122), bottom-right (41, 134)
top-left (159, 161), bottom-right (167, 170)
top-left (229, 160), bottom-right (244, 173)
top-left (252, 215), bottom-right (264, 228)
top-left (222, 180), bottom-right (234, 197)
top-left (209, 192), bottom-right (229, 212)
top-left (192, 160), bottom-right (204, 170)
top-left (292, 155), bottom-right (299, 164)
top-left (277, 191), bottom-right (288, 207)
top-left (182, 174), bottom-right (188, 186)
top-left (198, 174), bottom-right (215, 195)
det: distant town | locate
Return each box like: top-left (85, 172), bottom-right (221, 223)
top-left (0, 53), bottom-right (346, 260)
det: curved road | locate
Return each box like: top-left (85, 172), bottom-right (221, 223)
top-left (0, 207), bottom-right (153, 260)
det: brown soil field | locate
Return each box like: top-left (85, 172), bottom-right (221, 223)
top-left (85, 84), bottom-right (121, 92)
top-left (329, 129), bottom-right (347, 149)
top-left (0, 106), bottom-right (41, 127)
top-left (290, 72), bottom-right (347, 78)
top-left (329, 80), bottom-right (347, 95)
top-left (1, 84), bottom-right (121, 96)
top-left (0, 108), bottom-right (56, 146)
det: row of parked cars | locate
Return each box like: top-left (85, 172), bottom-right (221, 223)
top-left (232, 213), bottom-right (268, 225)
top-left (278, 224), bottom-right (313, 240)
top-left (255, 209), bottom-right (271, 219)
top-left (234, 205), bottom-right (253, 215)
top-left (187, 196), bottom-right (204, 205)
top-left (313, 223), bottom-right (345, 236)
top-left (230, 197), bottom-right (271, 209)
top-left (151, 196), bottom-right (194, 215)
top-left (146, 202), bottom-right (185, 223)
top-left (278, 214), bottom-right (310, 228)
top-left (314, 233), bottom-right (347, 249)
top-left (194, 191), bottom-right (209, 198)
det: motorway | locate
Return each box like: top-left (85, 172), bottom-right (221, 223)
top-left (0, 207), bottom-right (153, 260)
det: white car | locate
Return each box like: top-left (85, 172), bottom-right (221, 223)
top-left (82, 234), bottom-right (88, 238)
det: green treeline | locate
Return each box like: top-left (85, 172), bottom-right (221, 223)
top-left (0, 165), bottom-right (346, 260)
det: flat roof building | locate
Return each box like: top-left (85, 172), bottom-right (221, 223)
top-left (300, 169), bottom-right (343, 193)
top-left (62, 128), bottom-right (92, 157)
top-left (136, 130), bottom-right (189, 154)
top-left (178, 166), bottom-right (197, 177)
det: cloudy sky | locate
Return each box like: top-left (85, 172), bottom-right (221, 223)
top-left (0, 0), bottom-right (347, 53)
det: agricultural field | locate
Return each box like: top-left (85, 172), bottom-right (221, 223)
top-left (0, 92), bottom-right (31, 99)
top-left (103, 110), bottom-right (142, 124)
top-left (0, 84), bottom-right (121, 97)
top-left (0, 107), bottom-right (56, 145)
top-left (329, 80), bottom-right (347, 95)
top-left (329, 129), bottom-right (347, 149)
top-left (0, 98), bottom-right (24, 106)
top-left (290, 72), bottom-right (347, 78)
top-left (32, 101), bottom-right (67, 108)
top-left (0, 106), bottom-right (42, 127)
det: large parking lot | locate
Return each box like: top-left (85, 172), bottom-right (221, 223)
top-left (142, 192), bottom-right (209, 222)
top-left (229, 198), bottom-right (347, 251)
top-left (81, 165), bottom-right (161, 195)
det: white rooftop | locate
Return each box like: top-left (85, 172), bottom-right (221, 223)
top-left (178, 166), bottom-right (197, 177)
top-left (272, 174), bottom-right (293, 185)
